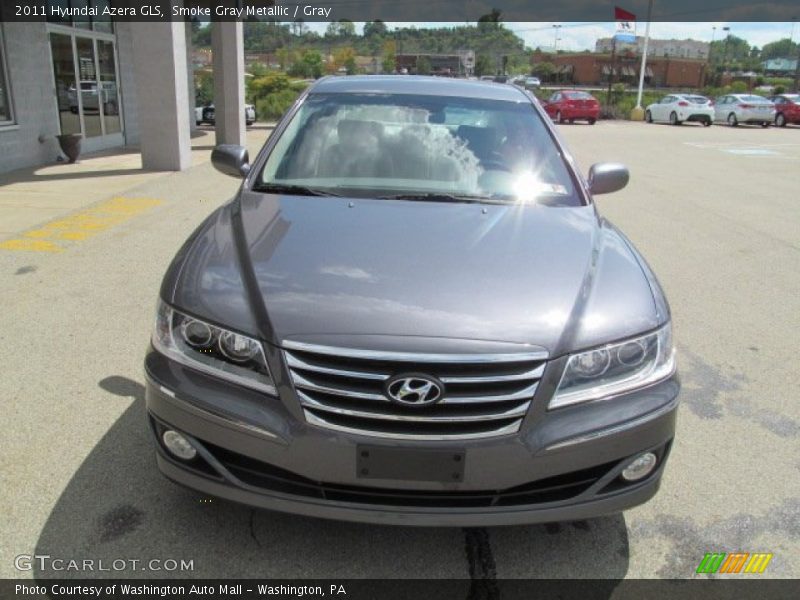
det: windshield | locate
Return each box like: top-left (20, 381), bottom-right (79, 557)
top-left (687, 95), bottom-right (709, 104)
top-left (258, 92), bottom-right (581, 206)
top-left (564, 91), bottom-right (594, 100)
top-left (740, 95), bottom-right (770, 103)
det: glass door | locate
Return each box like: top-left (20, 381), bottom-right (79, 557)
top-left (48, 28), bottom-right (124, 152)
top-left (49, 32), bottom-right (80, 136)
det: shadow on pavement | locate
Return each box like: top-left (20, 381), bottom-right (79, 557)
top-left (33, 376), bottom-right (629, 584)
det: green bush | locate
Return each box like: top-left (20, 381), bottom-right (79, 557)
top-left (730, 81), bottom-right (748, 93)
top-left (255, 89), bottom-right (302, 121)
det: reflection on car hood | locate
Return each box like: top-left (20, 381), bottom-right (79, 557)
top-left (165, 192), bottom-right (662, 355)
top-left (234, 192), bottom-right (659, 354)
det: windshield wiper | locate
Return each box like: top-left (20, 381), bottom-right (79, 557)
top-left (252, 183), bottom-right (343, 197)
top-left (377, 192), bottom-right (506, 204)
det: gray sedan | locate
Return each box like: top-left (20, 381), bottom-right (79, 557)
top-left (145, 76), bottom-right (679, 526)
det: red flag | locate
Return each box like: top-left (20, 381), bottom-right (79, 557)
top-left (615, 6), bottom-right (636, 20)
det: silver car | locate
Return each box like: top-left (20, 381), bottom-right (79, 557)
top-left (714, 94), bottom-right (775, 127)
top-left (145, 76), bottom-right (679, 526)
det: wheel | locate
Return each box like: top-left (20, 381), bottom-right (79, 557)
top-left (775, 113), bottom-right (786, 127)
top-left (761, 121), bottom-right (770, 128)
top-left (669, 111), bottom-right (681, 125)
top-left (727, 113), bottom-right (738, 127)
top-left (588, 118), bottom-right (596, 125)
top-left (702, 118), bottom-right (712, 127)
top-left (645, 110), bottom-right (652, 123)
top-left (556, 110), bottom-right (564, 124)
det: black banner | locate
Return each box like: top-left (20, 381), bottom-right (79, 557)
top-left (2, 579), bottom-right (798, 600)
top-left (1, 0), bottom-right (799, 23)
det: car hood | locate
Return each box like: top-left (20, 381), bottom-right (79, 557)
top-left (166, 192), bottom-right (663, 356)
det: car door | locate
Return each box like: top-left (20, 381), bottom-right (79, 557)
top-left (714, 96), bottom-right (728, 120)
top-left (653, 96), bottom-right (672, 121)
top-left (546, 93), bottom-right (560, 117)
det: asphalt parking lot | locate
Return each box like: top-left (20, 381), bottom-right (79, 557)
top-left (1, 120), bottom-right (798, 581)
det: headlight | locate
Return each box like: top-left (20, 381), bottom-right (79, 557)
top-left (550, 324), bottom-right (675, 409)
top-left (152, 300), bottom-right (276, 395)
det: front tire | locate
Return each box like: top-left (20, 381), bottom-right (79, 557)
top-left (775, 113), bottom-right (786, 127)
top-left (645, 110), bottom-right (653, 123)
top-left (670, 111), bottom-right (681, 125)
top-left (728, 113), bottom-right (738, 127)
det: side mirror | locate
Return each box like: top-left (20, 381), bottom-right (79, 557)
top-left (211, 144), bottom-right (250, 179)
top-left (587, 163), bottom-right (629, 195)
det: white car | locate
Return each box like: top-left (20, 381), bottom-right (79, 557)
top-left (714, 94), bottom-right (775, 127)
top-left (195, 103), bottom-right (256, 126)
top-left (645, 94), bottom-right (714, 126)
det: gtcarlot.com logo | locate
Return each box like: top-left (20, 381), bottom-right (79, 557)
top-left (696, 552), bottom-right (773, 574)
top-left (15, 554), bottom-right (194, 572)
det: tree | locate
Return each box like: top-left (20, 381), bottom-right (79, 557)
top-left (416, 56), bottom-right (432, 75)
top-left (288, 50), bottom-right (323, 78)
top-left (326, 20), bottom-right (356, 39)
top-left (333, 47), bottom-right (357, 74)
top-left (381, 40), bottom-right (396, 73)
top-left (760, 38), bottom-right (800, 61)
top-left (364, 20), bottom-right (388, 38)
top-left (474, 54), bottom-right (492, 76)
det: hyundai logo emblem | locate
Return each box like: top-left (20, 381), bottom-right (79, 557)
top-left (385, 374), bottom-right (444, 406)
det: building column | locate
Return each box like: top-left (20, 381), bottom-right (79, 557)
top-left (130, 22), bottom-right (191, 170)
top-left (186, 22), bottom-right (197, 135)
top-left (212, 21), bottom-right (245, 147)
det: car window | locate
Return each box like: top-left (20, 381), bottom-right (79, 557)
top-left (661, 96), bottom-right (674, 104)
top-left (740, 95), bottom-right (766, 102)
top-left (687, 96), bottom-right (708, 104)
top-left (550, 93), bottom-right (560, 102)
top-left (258, 92), bottom-right (581, 206)
top-left (564, 91), bottom-right (593, 100)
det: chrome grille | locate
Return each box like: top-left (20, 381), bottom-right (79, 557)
top-left (283, 341), bottom-right (548, 440)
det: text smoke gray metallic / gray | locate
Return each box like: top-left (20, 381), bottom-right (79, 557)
top-left (145, 76), bottom-right (679, 526)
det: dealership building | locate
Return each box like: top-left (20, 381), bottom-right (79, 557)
top-left (0, 8), bottom-right (246, 174)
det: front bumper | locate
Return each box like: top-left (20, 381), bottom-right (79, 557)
top-left (144, 348), bottom-right (679, 526)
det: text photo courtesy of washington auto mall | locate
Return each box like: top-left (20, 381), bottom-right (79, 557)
top-left (0, 0), bottom-right (798, 599)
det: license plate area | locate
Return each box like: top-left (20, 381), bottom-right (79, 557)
top-left (356, 445), bottom-right (465, 482)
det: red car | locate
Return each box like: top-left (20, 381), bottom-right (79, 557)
top-left (768, 94), bottom-right (800, 127)
top-left (543, 90), bottom-right (601, 124)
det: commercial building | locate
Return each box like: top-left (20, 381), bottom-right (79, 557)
top-left (0, 8), bottom-right (246, 174)
top-left (532, 51), bottom-right (708, 88)
top-left (595, 37), bottom-right (710, 60)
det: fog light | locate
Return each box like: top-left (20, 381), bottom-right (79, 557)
top-left (621, 452), bottom-right (657, 482)
top-left (162, 430), bottom-right (196, 460)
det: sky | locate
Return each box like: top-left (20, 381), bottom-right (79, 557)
top-left (304, 22), bottom-right (798, 52)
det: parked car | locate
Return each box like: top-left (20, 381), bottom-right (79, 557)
top-left (523, 76), bottom-right (541, 89)
top-left (543, 90), bottom-right (600, 124)
top-left (714, 94), bottom-right (775, 127)
top-left (146, 76), bottom-right (679, 527)
top-left (767, 94), bottom-right (800, 127)
top-left (68, 81), bottom-right (119, 115)
top-left (196, 103), bottom-right (256, 126)
top-left (645, 94), bottom-right (714, 126)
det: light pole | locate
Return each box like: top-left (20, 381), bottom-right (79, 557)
top-left (552, 24), bottom-right (562, 53)
top-left (722, 26), bottom-right (731, 73)
top-left (710, 26), bottom-right (716, 63)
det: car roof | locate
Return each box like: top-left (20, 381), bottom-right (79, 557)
top-left (309, 75), bottom-right (530, 102)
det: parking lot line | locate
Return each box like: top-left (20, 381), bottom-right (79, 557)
top-left (0, 196), bottom-right (163, 252)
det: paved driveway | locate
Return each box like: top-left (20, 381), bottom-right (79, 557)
top-left (1, 120), bottom-right (797, 581)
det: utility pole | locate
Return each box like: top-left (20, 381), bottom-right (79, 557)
top-left (606, 36), bottom-right (617, 111)
top-left (634, 0), bottom-right (654, 114)
top-left (552, 24), bottom-right (562, 53)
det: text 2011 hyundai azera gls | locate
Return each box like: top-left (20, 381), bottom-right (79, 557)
top-left (145, 76), bottom-right (679, 526)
